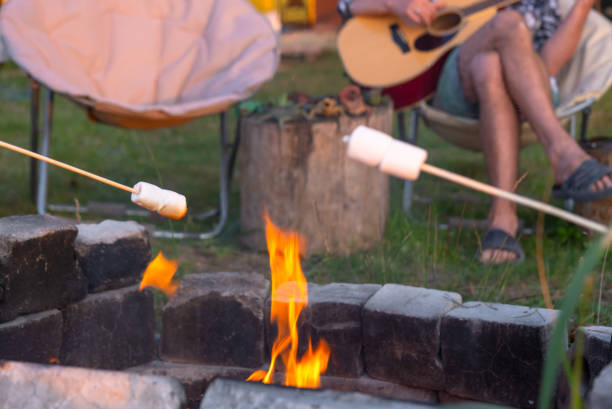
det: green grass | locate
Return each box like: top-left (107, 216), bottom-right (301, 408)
top-left (0, 52), bottom-right (610, 326)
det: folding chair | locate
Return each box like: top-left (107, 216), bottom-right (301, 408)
top-left (0, 0), bottom-right (279, 239)
top-left (390, 0), bottom-right (612, 214)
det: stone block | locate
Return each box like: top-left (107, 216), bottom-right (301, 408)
top-left (320, 374), bottom-right (438, 403)
top-left (128, 360), bottom-right (254, 409)
top-left (75, 220), bottom-right (151, 292)
top-left (589, 361), bottom-right (612, 409)
top-left (558, 326), bottom-right (612, 409)
top-left (266, 283), bottom-right (380, 378)
top-left (0, 310), bottom-right (62, 364)
top-left (581, 326), bottom-right (612, 382)
top-left (60, 285), bottom-right (156, 370)
top-left (161, 272), bottom-right (269, 368)
top-left (441, 302), bottom-right (561, 409)
top-left (362, 284), bottom-right (461, 390)
top-left (0, 215), bottom-right (87, 323)
top-left (0, 360), bottom-right (186, 409)
top-left (437, 391), bottom-right (479, 404)
top-left (200, 378), bottom-right (434, 409)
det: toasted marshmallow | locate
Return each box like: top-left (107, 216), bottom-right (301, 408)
top-left (346, 126), bottom-right (427, 180)
top-left (131, 182), bottom-right (187, 220)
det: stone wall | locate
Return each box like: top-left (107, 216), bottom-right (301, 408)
top-left (129, 270), bottom-right (612, 409)
top-left (0, 215), bottom-right (155, 370)
top-left (1, 214), bottom-right (611, 409)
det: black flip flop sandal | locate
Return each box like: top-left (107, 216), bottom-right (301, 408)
top-left (552, 159), bottom-right (612, 202)
top-left (479, 229), bottom-right (525, 265)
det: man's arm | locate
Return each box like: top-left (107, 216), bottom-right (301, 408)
top-left (540, 0), bottom-right (595, 77)
top-left (345, 0), bottom-right (446, 26)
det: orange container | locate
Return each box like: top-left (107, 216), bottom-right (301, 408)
top-left (249, 0), bottom-right (278, 13)
top-left (280, 0), bottom-right (316, 25)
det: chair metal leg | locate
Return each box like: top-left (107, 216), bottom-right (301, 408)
top-left (397, 110), bottom-right (407, 141)
top-left (29, 80), bottom-right (40, 203)
top-left (565, 104), bottom-right (593, 211)
top-left (402, 108), bottom-right (420, 215)
top-left (36, 88), bottom-right (54, 215)
top-left (154, 111), bottom-right (237, 240)
top-left (579, 105), bottom-right (592, 144)
top-left (35, 105), bottom-right (238, 239)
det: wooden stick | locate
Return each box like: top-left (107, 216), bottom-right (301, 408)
top-left (421, 163), bottom-right (608, 234)
top-left (0, 140), bottom-right (136, 194)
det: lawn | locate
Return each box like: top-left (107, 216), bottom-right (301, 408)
top-left (0, 49), bottom-right (610, 325)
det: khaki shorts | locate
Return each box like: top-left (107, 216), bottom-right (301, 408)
top-left (433, 47), bottom-right (560, 119)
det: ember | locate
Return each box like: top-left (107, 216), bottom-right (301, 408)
top-left (247, 214), bottom-right (330, 388)
top-left (139, 252), bottom-right (179, 297)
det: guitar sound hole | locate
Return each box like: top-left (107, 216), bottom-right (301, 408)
top-left (430, 12), bottom-right (461, 33)
top-left (414, 32), bottom-right (457, 51)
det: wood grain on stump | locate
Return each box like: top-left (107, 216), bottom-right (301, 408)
top-left (240, 103), bottom-right (392, 254)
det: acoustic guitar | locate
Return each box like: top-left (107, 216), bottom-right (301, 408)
top-left (337, 0), bottom-right (521, 108)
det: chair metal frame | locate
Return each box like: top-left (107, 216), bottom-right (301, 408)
top-left (29, 82), bottom-right (241, 240)
top-left (397, 98), bottom-right (596, 214)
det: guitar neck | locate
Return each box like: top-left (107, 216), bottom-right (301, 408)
top-left (461, 0), bottom-right (522, 16)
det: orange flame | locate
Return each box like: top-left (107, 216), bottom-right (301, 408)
top-left (139, 252), bottom-right (179, 297)
top-left (247, 214), bottom-right (330, 388)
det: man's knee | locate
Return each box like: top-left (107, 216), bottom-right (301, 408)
top-left (489, 9), bottom-right (531, 43)
top-left (470, 52), bottom-right (504, 93)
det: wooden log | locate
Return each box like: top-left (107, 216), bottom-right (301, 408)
top-left (240, 103), bottom-right (392, 255)
top-left (575, 138), bottom-right (612, 226)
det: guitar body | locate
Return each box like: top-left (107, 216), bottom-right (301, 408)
top-left (337, 0), bottom-right (499, 107)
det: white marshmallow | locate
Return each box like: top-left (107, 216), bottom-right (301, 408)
top-left (379, 139), bottom-right (428, 180)
top-left (346, 126), bottom-right (428, 181)
top-left (346, 125), bottom-right (394, 167)
top-left (131, 182), bottom-right (187, 220)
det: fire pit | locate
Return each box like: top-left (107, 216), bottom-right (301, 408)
top-left (1, 213), bottom-right (611, 409)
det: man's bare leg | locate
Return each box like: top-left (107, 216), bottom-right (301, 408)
top-left (470, 52), bottom-right (522, 263)
top-left (458, 10), bottom-right (612, 191)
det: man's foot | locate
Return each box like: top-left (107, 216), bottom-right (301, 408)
top-left (479, 207), bottom-right (521, 264)
top-left (554, 151), bottom-right (612, 200)
top-left (479, 229), bottom-right (525, 265)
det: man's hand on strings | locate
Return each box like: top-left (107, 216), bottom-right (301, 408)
top-left (386, 0), bottom-right (446, 26)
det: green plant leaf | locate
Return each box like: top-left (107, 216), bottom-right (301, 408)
top-left (538, 235), bottom-right (607, 409)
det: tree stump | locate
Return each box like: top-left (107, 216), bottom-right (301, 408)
top-left (240, 103), bottom-right (392, 255)
top-left (575, 137), bottom-right (612, 225)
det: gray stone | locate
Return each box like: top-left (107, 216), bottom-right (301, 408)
top-left (128, 361), bottom-right (438, 408)
top-left (320, 375), bottom-right (438, 403)
top-left (0, 360), bottom-right (186, 409)
top-left (128, 360), bottom-right (254, 409)
top-left (266, 283), bottom-right (380, 378)
top-left (441, 302), bottom-right (561, 409)
top-left (161, 272), bottom-right (269, 368)
top-left (362, 284), bottom-right (461, 390)
top-left (589, 361), bottom-right (612, 409)
top-left (0, 310), bottom-right (62, 364)
top-left (437, 391), bottom-right (479, 404)
top-left (60, 285), bottom-right (156, 370)
top-left (558, 326), bottom-right (612, 409)
top-left (0, 215), bottom-right (87, 323)
top-left (75, 220), bottom-right (151, 292)
top-left (581, 326), bottom-right (612, 382)
top-left (199, 378), bottom-right (434, 409)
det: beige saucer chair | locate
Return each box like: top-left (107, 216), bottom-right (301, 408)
top-left (0, 0), bottom-right (279, 239)
top-left (398, 0), bottom-right (612, 213)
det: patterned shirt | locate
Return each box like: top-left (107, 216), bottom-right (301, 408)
top-left (337, 0), bottom-right (561, 51)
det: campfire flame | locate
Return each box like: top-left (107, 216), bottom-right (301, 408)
top-left (139, 252), bottom-right (179, 297)
top-left (247, 214), bottom-right (330, 388)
